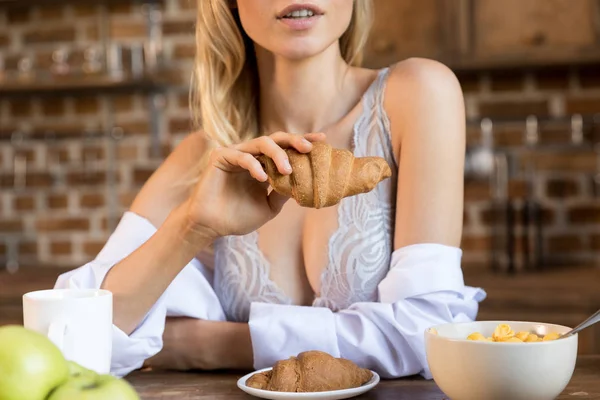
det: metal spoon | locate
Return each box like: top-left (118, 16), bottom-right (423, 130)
top-left (560, 309), bottom-right (600, 339)
top-left (530, 309), bottom-right (600, 339)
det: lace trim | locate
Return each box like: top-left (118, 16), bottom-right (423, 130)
top-left (314, 68), bottom-right (397, 311)
top-left (214, 67), bottom-right (397, 320)
top-left (213, 232), bottom-right (291, 322)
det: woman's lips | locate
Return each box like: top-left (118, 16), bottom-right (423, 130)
top-left (276, 3), bottom-right (325, 19)
top-left (276, 3), bottom-right (324, 30)
top-left (277, 15), bottom-right (322, 30)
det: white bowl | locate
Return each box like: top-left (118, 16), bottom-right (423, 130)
top-left (425, 321), bottom-right (578, 400)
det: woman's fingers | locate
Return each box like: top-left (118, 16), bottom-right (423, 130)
top-left (268, 131), bottom-right (324, 153)
top-left (268, 131), bottom-right (326, 153)
top-left (236, 135), bottom-right (291, 175)
top-left (238, 152), bottom-right (269, 181)
top-left (301, 132), bottom-right (327, 144)
top-left (235, 132), bottom-right (327, 175)
top-left (269, 132), bottom-right (310, 153)
top-left (214, 132), bottom-right (328, 179)
top-left (210, 147), bottom-right (268, 182)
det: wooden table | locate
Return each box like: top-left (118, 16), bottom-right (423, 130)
top-left (126, 355), bottom-right (600, 399)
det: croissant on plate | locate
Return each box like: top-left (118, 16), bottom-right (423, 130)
top-left (257, 142), bottom-right (392, 209)
top-left (246, 350), bottom-right (373, 392)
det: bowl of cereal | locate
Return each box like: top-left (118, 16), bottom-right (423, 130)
top-left (424, 321), bottom-right (577, 400)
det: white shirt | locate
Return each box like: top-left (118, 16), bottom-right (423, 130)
top-left (54, 211), bottom-right (486, 378)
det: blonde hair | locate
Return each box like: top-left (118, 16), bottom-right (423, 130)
top-left (191, 0), bottom-right (374, 151)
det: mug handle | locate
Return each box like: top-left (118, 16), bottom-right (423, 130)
top-left (47, 321), bottom-right (67, 353)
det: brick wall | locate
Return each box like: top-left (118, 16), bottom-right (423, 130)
top-left (458, 68), bottom-right (600, 269)
top-left (0, 1), bottom-right (195, 270)
top-left (0, 1), bottom-right (599, 272)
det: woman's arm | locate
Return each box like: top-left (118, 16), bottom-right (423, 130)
top-left (55, 208), bottom-right (228, 377)
top-left (55, 134), bottom-right (227, 376)
top-left (101, 203), bottom-right (214, 334)
top-left (386, 58), bottom-right (465, 249)
top-left (100, 131), bottom-right (321, 335)
top-left (98, 133), bottom-right (215, 335)
top-left (143, 318), bottom-right (253, 371)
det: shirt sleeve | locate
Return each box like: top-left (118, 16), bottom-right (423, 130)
top-left (53, 211), bottom-right (226, 377)
top-left (247, 243), bottom-right (486, 379)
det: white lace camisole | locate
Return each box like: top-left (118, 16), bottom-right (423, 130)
top-left (213, 68), bottom-right (398, 322)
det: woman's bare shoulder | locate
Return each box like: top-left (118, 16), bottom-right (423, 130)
top-left (129, 131), bottom-right (210, 228)
top-left (386, 57), bottom-right (462, 95)
top-left (382, 58), bottom-right (465, 151)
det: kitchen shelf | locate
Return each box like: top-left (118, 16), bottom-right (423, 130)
top-left (0, 129), bottom-right (106, 141)
top-left (447, 51), bottom-right (600, 74)
top-left (467, 115), bottom-right (600, 125)
top-left (466, 115), bottom-right (600, 151)
top-left (0, 69), bottom-right (182, 96)
top-left (0, 0), bottom-right (163, 7)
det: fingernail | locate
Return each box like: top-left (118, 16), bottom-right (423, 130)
top-left (301, 139), bottom-right (311, 146)
top-left (283, 159), bottom-right (292, 171)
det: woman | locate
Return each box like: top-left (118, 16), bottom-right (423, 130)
top-left (56, 0), bottom-right (485, 379)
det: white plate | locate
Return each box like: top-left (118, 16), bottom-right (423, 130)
top-left (236, 367), bottom-right (380, 400)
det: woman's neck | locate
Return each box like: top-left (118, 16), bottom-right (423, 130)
top-left (256, 44), bottom-right (356, 134)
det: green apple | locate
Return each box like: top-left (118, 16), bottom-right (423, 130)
top-left (67, 360), bottom-right (97, 379)
top-left (0, 325), bottom-right (69, 400)
top-left (47, 374), bottom-right (140, 400)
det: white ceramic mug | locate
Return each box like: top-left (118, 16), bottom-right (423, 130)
top-left (22, 288), bottom-right (113, 374)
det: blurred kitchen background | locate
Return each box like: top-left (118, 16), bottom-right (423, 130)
top-left (1, 0), bottom-right (599, 354)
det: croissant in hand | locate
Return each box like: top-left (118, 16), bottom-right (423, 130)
top-left (257, 142), bottom-right (392, 209)
top-left (246, 350), bottom-right (373, 392)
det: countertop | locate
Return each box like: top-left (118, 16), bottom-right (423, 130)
top-left (125, 356), bottom-right (600, 399)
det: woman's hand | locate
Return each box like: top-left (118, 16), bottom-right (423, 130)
top-left (143, 318), bottom-right (253, 371)
top-left (185, 131), bottom-right (325, 238)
